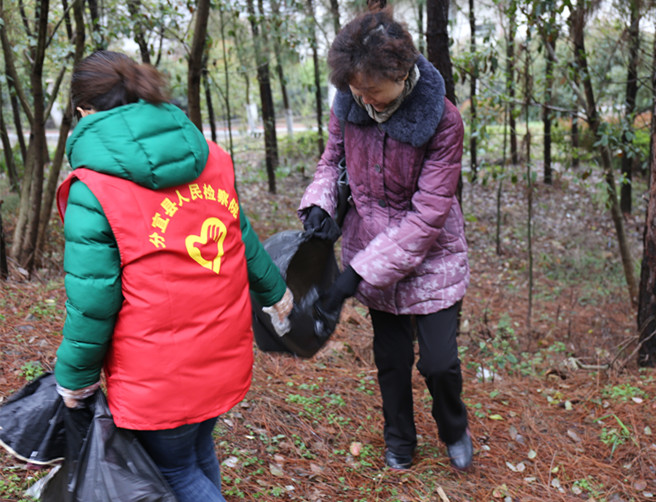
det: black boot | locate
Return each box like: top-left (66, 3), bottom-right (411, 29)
top-left (446, 429), bottom-right (473, 471)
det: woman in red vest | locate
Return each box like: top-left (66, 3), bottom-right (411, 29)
top-left (55, 51), bottom-right (293, 502)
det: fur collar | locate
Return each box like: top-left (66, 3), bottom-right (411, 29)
top-left (333, 55), bottom-right (446, 148)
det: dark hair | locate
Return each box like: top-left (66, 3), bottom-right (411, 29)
top-left (328, 7), bottom-right (419, 91)
top-left (71, 51), bottom-right (169, 116)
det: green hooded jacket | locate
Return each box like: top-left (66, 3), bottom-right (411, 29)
top-left (56, 101), bottom-right (286, 391)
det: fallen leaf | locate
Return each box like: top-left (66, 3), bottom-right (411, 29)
top-left (492, 484), bottom-right (508, 497)
top-left (350, 442), bottom-right (362, 456)
top-left (634, 480), bottom-right (647, 490)
top-left (269, 463), bottom-right (284, 477)
top-left (567, 429), bottom-right (581, 442)
top-left (489, 414), bottom-right (504, 421)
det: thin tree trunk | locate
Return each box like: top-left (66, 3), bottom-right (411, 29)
top-left (0, 201), bottom-right (7, 280)
top-left (247, 0), bottom-right (278, 193)
top-left (307, 0), bottom-right (324, 156)
top-left (468, 0), bottom-right (477, 182)
top-left (329, 0), bottom-right (340, 35)
top-left (86, 0), bottom-right (105, 50)
top-left (188, 0), bottom-right (210, 131)
top-left (0, 87), bottom-right (19, 190)
top-left (542, 11), bottom-right (556, 185)
top-left (417, 0), bottom-right (425, 56)
top-left (426, 0), bottom-right (456, 105)
top-left (36, 0), bottom-right (85, 258)
top-left (506, 0), bottom-right (518, 165)
top-left (203, 51), bottom-right (216, 142)
top-left (270, 0), bottom-right (293, 138)
top-left (637, 29), bottom-right (656, 367)
top-left (571, 113), bottom-right (580, 168)
top-left (620, 0), bottom-right (640, 214)
top-left (218, 3), bottom-right (234, 159)
top-left (14, 0), bottom-right (50, 272)
top-left (571, 3), bottom-right (637, 305)
top-left (523, 34), bottom-right (533, 332)
top-left (127, 0), bottom-right (151, 64)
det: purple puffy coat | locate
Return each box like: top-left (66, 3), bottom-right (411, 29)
top-left (299, 55), bottom-right (469, 315)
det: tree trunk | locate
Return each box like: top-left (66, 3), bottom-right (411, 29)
top-left (36, 0), bottom-right (85, 259)
top-left (637, 26), bottom-right (656, 367)
top-left (506, 0), bottom-right (518, 165)
top-left (307, 0), bottom-right (324, 156)
top-left (247, 0), bottom-right (278, 193)
top-left (417, 0), bottom-right (425, 56)
top-left (218, 3), bottom-right (234, 159)
top-left (426, 0), bottom-right (456, 105)
top-left (188, 0), bottom-right (210, 131)
top-left (127, 0), bottom-right (151, 64)
top-left (270, 0), bottom-right (293, 138)
top-left (0, 87), bottom-right (19, 191)
top-left (468, 0), bottom-right (477, 182)
top-left (620, 0), bottom-right (640, 214)
top-left (86, 0), bottom-right (105, 50)
top-left (571, 113), bottom-right (580, 168)
top-left (0, 201), bottom-right (7, 280)
top-left (524, 33), bottom-right (533, 332)
top-left (329, 0), bottom-right (340, 35)
top-left (12, 0), bottom-right (49, 273)
top-left (638, 113), bottom-right (656, 367)
top-left (571, 3), bottom-right (637, 305)
top-left (542, 10), bottom-right (557, 185)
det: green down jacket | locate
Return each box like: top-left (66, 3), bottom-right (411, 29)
top-left (56, 101), bottom-right (286, 391)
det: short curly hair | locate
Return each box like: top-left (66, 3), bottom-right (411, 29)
top-left (328, 7), bottom-right (419, 91)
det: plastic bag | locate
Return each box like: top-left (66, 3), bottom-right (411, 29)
top-left (0, 372), bottom-right (66, 466)
top-left (251, 230), bottom-right (339, 358)
top-left (40, 390), bottom-right (176, 502)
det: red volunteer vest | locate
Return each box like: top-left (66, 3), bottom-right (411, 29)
top-left (57, 141), bottom-right (253, 430)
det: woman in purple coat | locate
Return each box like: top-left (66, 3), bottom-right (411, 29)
top-left (298, 7), bottom-right (472, 471)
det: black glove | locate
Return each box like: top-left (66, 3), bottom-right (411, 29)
top-left (313, 266), bottom-right (362, 339)
top-left (303, 206), bottom-right (341, 242)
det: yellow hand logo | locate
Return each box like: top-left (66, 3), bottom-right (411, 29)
top-left (185, 217), bottom-right (227, 274)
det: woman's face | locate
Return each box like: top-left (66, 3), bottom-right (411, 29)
top-left (349, 73), bottom-right (407, 112)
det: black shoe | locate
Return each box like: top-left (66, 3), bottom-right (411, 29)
top-left (384, 449), bottom-right (413, 470)
top-left (447, 429), bottom-right (473, 471)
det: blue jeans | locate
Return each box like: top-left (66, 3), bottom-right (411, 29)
top-left (133, 416), bottom-right (226, 502)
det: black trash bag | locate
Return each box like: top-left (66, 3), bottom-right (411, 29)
top-left (41, 390), bottom-right (176, 502)
top-left (252, 230), bottom-right (339, 358)
top-left (0, 372), bottom-right (66, 466)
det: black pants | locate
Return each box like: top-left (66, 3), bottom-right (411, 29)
top-left (370, 302), bottom-right (468, 456)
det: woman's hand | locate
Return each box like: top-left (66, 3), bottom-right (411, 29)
top-left (303, 206), bottom-right (341, 242)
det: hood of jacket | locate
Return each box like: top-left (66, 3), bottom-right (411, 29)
top-left (332, 54), bottom-right (446, 148)
top-left (66, 101), bottom-right (209, 190)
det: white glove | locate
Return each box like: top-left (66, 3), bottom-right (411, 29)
top-left (263, 288), bottom-right (294, 336)
top-left (56, 381), bottom-right (100, 408)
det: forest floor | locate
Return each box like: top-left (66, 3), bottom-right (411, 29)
top-left (1, 156), bottom-right (655, 501)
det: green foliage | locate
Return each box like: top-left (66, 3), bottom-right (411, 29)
top-left (20, 361), bottom-right (44, 382)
